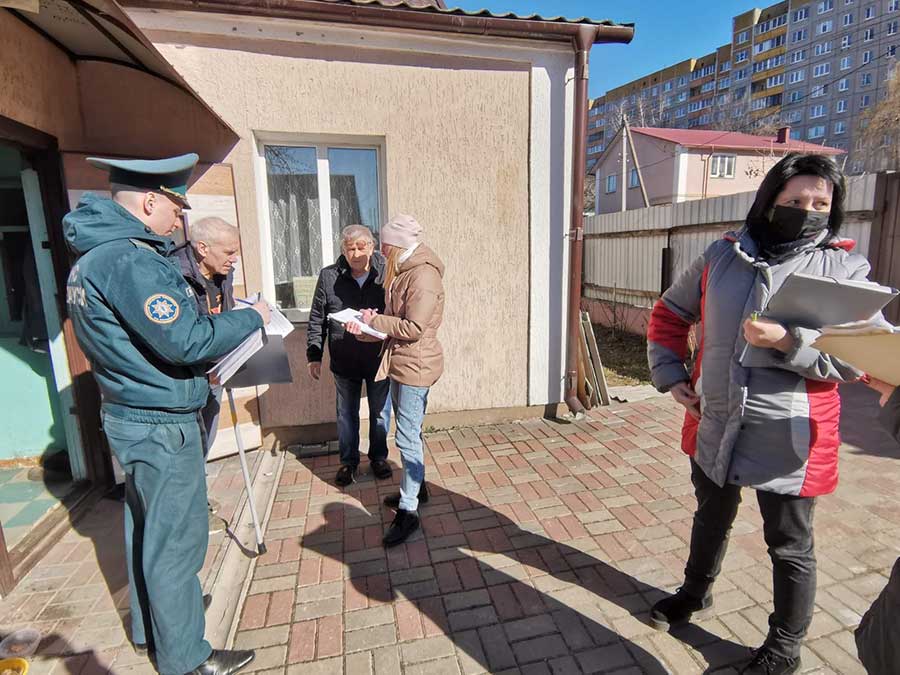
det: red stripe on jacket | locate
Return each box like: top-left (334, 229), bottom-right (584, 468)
top-left (648, 264), bottom-right (710, 456)
top-left (680, 265), bottom-right (710, 456)
top-left (648, 303), bottom-right (691, 360)
top-left (799, 380), bottom-right (841, 496)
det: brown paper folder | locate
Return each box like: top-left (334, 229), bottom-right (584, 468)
top-left (813, 332), bottom-right (900, 386)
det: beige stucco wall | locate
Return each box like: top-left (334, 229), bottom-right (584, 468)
top-left (143, 28), bottom-right (532, 425)
top-left (0, 11), bottom-right (82, 146)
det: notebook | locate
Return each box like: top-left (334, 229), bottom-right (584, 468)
top-left (763, 273), bottom-right (898, 329)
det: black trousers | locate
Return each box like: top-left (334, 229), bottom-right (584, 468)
top-left (682, 460), bottom-right (817, 659)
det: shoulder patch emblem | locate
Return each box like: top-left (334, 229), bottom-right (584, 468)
top-left (144, 293), bottom-right (180, 324)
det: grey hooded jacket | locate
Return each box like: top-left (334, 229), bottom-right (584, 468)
top-left (648, 228), bottom-right (870, 496)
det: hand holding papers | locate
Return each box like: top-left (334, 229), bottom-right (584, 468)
top-left (208, 293), bottom-right (294, 385)
top-left (328, 307), bottom-right (388, 341)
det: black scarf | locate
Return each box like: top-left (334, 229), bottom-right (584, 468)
top-left (748, 205), bottom-right (831, 259)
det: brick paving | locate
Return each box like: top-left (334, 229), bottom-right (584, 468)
top-left (231, 384), bottom-right (899, 674)
top-left (2, 384), bottom-right (899, 673)
top-left (0, 449), bottom-right (269, 674)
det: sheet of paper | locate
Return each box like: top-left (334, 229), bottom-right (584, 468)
top-left (327, 308), bottom-right (387, 341)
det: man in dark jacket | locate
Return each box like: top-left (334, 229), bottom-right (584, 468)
top-left (856, 378), bottom-right (900, 675)
top-left (65, 154), bottom-right (267, 675)
top-left (307, 224), bottom-right (391, 486)
top-left (171, 216), bottom-right (240, 456)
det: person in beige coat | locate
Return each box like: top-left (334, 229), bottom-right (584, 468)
top-left (348, 214), bottom-right (445, 546)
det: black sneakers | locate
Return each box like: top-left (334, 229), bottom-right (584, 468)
top-left (370, 459), bottom-right (393, 480)
top-left (740, 648), bottom-right (800, 675)
top-left (335, 464), bottom-right (358, 487)
top-left (382, 509), bottom-right (420, 547)
top-left (383, 482), bottom-right (429, 509)
top-left (649, 587), bottom-right (714, 631)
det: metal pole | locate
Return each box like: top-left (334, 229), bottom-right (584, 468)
top-left (227, 388), bottom-right (266, 555)
top-left (624, 119), bottom-right (650, 208)
top-left (563, 25), bottom-right (598, 416)
top-left (620, 114), bottom-right (628, 212)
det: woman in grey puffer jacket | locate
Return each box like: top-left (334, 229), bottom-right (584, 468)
top-left (647, 154), bottom-right (872, 675)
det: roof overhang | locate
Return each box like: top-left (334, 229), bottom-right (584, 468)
top-left (6, 0), bottom-right (236, 137)
top-left (118, 0), bottom-right (635, 46)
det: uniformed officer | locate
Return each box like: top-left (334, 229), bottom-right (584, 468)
top-left (64, 153), bottom-right (268, 675)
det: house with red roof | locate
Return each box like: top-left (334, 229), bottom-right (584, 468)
top-left (588, 125), bottom-right (844, 215)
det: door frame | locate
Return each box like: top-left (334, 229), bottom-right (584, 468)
top-left (0, 114), bottom-right (112, 594)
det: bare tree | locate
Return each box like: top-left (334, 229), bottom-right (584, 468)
top-left (858, 62), bottom-right (900, 172)
top-left (583, 175), bottom-right (596, 216)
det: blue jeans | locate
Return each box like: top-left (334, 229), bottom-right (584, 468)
top-left (334, 374), bottom-right (391, 467)
top-left (391, 381), bottom-right (429, 512)
top-left (102, 409), bottom-right (211, 675)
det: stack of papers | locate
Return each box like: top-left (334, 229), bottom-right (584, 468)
top-left (328, 308), bottom-right (387, 341)
top-left (209, 294), bottom-right (294, 385)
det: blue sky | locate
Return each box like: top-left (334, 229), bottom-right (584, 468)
top-left (449, 0), bottom-right (756, 98)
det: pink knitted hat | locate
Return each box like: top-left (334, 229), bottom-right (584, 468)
top-left (380, 214), bottom-right (423, 249)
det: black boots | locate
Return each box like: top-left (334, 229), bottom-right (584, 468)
top-left (649, 587), bottom-right (713, 631)
top-left (740, 648), bottom-right (800, 675)
top-left (382, 509), bottom-right (420, 547)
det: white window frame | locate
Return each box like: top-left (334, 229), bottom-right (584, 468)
top-left (818, 0), bottom-right (834, 13)
top-left (810, 103), bottom-right (826, 117)
top-left (841, 56), bottom-right (852, 69)
top-left (794, 7), bottom-right (810, 21)
top-left (814, 62), bottom-right (832, 77)
top-left (835, 120), bottom-right (847, 134)
top-left (253, 133), bottom-right (388, 314)
top-left (709, 154), bottom-right (736, 178)
top-left (837, 98), bottom-right (848, 112)
top-left (839, 76), bottom-right (850, 90)
top-left (808, 125), bottom-right (826, 138)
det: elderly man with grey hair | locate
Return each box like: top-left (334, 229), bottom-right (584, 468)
top-left (171, 216), bottom-right (241, 462)
top-left (308, 224), bottom-right (392, 486)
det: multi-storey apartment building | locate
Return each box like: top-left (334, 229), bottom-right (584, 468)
top-left (586, 0), bottom-right (899, 173)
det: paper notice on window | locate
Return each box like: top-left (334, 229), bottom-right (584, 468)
top-left (327, 308), bottom-right (388, 341)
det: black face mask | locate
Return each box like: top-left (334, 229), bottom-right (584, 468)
top-left (750, 205), bottom-right (830, 256)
